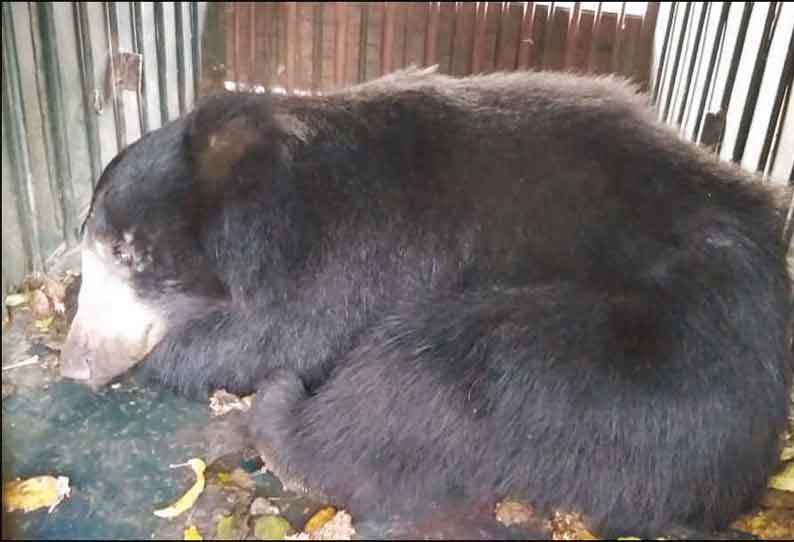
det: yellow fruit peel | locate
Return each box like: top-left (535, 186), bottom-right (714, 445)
top-left (5, 293), bottom-right (29, 308)
top-left (154, 458), bottom-right (206, 519)
top-left (304, 507), bottom-right (337, 533)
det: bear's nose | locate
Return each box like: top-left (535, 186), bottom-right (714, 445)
top-left (60, 355), bottom-right (91, 381)
top-left (60, 343), bottom-right (92, 381)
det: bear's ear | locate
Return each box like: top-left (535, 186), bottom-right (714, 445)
top-left (185, 93), bottom-right (282, 200)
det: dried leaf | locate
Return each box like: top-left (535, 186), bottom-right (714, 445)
top-left (548, 511), bottom-right (598, 540)
top-left (3, 475), bottom-right (71, 513)
top-left (216, 468), bottom-right (255, 490)
top-left (761, 487), bottom-right (794, 509)
top-left (305, 507), bottom-right (336, 533)
top-left (781, 446), bottom-right (794, 462)
top-left (5, 293), bottom-right (29, 308)
top-left (30, 290), bottom-right (53, 318)
top-left (210, 389), bottom-right (254, 416)
top-left (34, 316), bottom-right (55, 332)
top-left (228, 468), bottom-right (255, 490)
top-left (1, 381), bottom-right (17, 399)
top-left (254, 515), bottom-right (294, 540)
top-left (42, 277), bottom-right (66, 306)
top-left (250, 497), bottom-right (279, 516)
top-left (733, 509), bottom-right (794, 539)
top-left (769, 463), bottom-right (794, 493)
top-left (184, 525), bottom-right (203, 540)
top-left (154, 458), bottom-right (206, 519)
top-left (495, 499), bottom-right (535, 527)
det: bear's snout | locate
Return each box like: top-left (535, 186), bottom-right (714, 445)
top-left (59, 331), bottom-right (92, 381)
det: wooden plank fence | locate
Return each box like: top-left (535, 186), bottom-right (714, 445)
top-left (203, 2), bottom-right (659, 94)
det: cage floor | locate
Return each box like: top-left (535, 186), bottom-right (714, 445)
top-left (2, 286), bottom-right (532, 540)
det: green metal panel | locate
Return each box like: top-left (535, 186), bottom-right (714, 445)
top-left (652, 1), bottom-right (793, 185)
top-left (1, 1), bottom-right (207, 297)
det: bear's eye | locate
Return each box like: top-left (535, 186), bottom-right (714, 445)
top-left (112, 245), bottom-right (133, 266)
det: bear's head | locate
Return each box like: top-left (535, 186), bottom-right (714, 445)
top-left (60, 93), bottom-right (282, 388)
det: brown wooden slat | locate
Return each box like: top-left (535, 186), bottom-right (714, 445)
top-left (498, 2), bottom-right (523, 70)
top-left (635, 2), bottom-right (660, 91)
top-left (293, 3), bottom-right (313, 90)
top-left (388, 3), bottom-right (402, 70)
top-left (403, 3), bottom-right (426, 68)
top-left (591, 11), bottom-right (617, 74)
top-left (334, 2), bottom-right (348, 87)
top-left (517, 2), bottom-right (535, 69)
top-left (393, 3), bottom-right (409, 70)
top-left (285, 2), bottom-right (297, 91)
top-left (435, 2), bottom-right (456, 74)
top-left (249, 2), bottom-right (256, 84)
top-left (611, 2), bottom-right (627, 74)
top-left (253, 3), bottom-right (270, 86)
top-left (586, 2), bottom-right (603, 72)
top-left (347, 4), bottom-right (362, 84)
top-left (481, 2), bottom-right (501, 73)
top-left (312, 3), bottom-right (323, 90)
top-left (363, 2), bottom-right (384, 81)
top-left (274, 2), bottom-right (287, 89)
top-left (619, 14), bottom-right (643, 79)
top-left (225, 0), bottom-right (653, 92)
top-left (382, 2), bottom-right (396, 75)
top-left (491, 1), bottom-right (506, 70)
top-left (541, 2), bottom-right (556, 68)
top-left (574, 11), bottom-right (595, 72)
top-left (452, 2), bottom-right (476, 75)
top-left (424, 2), bottom-right (439, 67)
top-left (530, 4), bottom-right (549, 70)
top-left (472, 2), bottom-right (488, 74)
top-left (224, 3), bottom-right (235, 82)
top-left (269, 2), bottom-right (282, 88)
top-left (319, 2), bottom-right (336, 89)
top-left (233, 2), bottom-right (241, 83)
top-left (355, 3), bottom-right (368, 82)
top-left (564, 2), bottom-right (581, 69)
top-left (239, 2), bottom-right (254, 84)
top-left (545, 6), bottom-right (569, 71)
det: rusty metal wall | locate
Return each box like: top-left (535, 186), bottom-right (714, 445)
top-left (211, 2), bottom-right (659, 94)
top-left (2, 2), bottom-right (206, 299)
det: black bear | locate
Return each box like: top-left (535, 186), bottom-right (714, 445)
top-left (61, 68), bottom-right (792, 538)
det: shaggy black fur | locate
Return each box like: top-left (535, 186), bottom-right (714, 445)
top-left (80, 69), bottom-right (792, 537)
